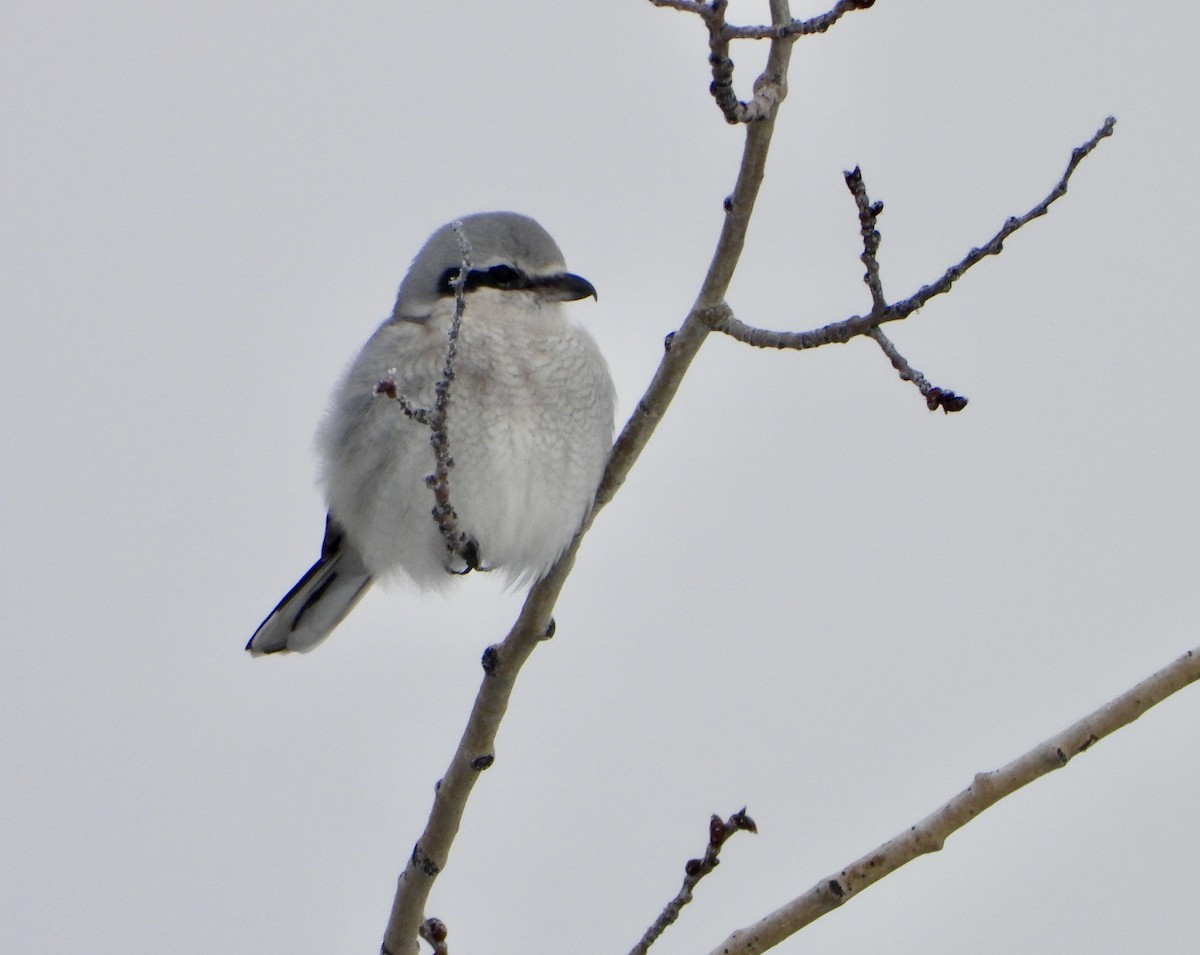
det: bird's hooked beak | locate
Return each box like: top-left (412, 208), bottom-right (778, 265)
top-left (536, 272), bottom-right (598, 303)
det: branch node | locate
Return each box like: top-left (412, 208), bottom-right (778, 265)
top-left (695, 301), bottom-right (734, 330)
top-left (410, 844), bottom-right (441, 878)
top-left (480, 645), bottom-right (500, 674)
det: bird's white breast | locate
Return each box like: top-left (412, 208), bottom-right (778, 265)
top-left (317, 290), bottom-right (615, 588)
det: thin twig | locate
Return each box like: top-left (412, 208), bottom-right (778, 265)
top-left (374, 376), bottom-right (432, 425)
top-left (868, 328), bottom-right (968, 412)
top-left (424, 223), bottom-right (475, 570)
top-left (629, 809), bottom-right (757, 955)
top-left (375, 222), bottom-right (478, 571)
top-left (844, 166), bottom-right (886, 310)
top-left (888, 116), bottom-right (1117, 324)
top-left (728, 0), bottom-right (875, 40)
top-left (705, 646), bottom-right (1200, 955)
top-left (845, 165), bottom-right (967, 411)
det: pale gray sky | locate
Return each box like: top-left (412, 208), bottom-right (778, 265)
top-left (3, 2), bottom-right (1198, 953)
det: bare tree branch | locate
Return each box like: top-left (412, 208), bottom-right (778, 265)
top-left (709, 116), bottom-right (1116, 411)
top-left (844, 166), bottom-right (886, 310)
top-left (844, 164), bottom-right (968, 410)
top-left (629, 809), bottom-right (757, 955)
top-left (868, 326), bottom-right (969, 412)
top-left (704, 646), bottom-right (1200, 955)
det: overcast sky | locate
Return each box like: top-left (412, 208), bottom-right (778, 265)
top-left (3, 2), bottom-right (1198, 953)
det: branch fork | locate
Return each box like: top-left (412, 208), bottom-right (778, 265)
top-left (651, 0), bottom-right (874, 122)
top-left (709, 117), bottom-right (1117, 412)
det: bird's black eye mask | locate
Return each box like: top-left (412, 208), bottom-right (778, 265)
top-left (437, 263), bottom-right (530, 296)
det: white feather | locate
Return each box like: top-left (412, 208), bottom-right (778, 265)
top-left (320, 288), bottom-right (614, 588)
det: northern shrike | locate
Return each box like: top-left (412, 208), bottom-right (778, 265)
top-left (247, 212), bottom-right (616, 655)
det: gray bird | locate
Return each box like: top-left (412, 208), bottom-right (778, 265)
top-left (247, 212), bottom-right (615, 655)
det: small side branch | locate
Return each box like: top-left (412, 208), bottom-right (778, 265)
top-left (705, 645), bottom-right (1200, 955)
top-left (844, 166), bottom-right (968, 411)
top-left (889, 116), bottom-right (1116, 323)
top-left (730, 0), bottom-right (875, 40)
top-left (868, 329), bottom-right (968, 412)
top-left (844, 165), bottom-right (886, 310)
top-left (628, 809), bottom-right (758, 955)
top-left (711, 118), bottom-right (1116, 411)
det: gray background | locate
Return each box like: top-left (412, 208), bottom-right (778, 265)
top-left (3, 2), bottom-right (1198, 952)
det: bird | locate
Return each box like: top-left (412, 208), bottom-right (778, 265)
top-left (246, 212), bottom-right (616, 655)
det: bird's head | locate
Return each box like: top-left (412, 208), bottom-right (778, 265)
top-left (391, 211), bottom-right (596, 322)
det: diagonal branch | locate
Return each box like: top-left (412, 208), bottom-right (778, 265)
top-left (628, 809), bottom-right (757, 955)
top-left (889, 115), bottom-right (1116, 323)
top-left (380, 13), bottom-right (1114, 955)
top-left (380, 8), bottom-right (797, 953)
top-left (596, 0), bottom-right (795, 508)
top-left (705, 645), bottom-right (1200, 955)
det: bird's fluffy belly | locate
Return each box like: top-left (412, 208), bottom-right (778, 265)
top-left (319, 298), bottom-right (613, 589)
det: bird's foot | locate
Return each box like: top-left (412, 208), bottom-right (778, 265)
top-left (446, 535), bottom-right (491, 575)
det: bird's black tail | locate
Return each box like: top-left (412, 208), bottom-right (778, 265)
top-left (246, 516), bottom-right (373, 655)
